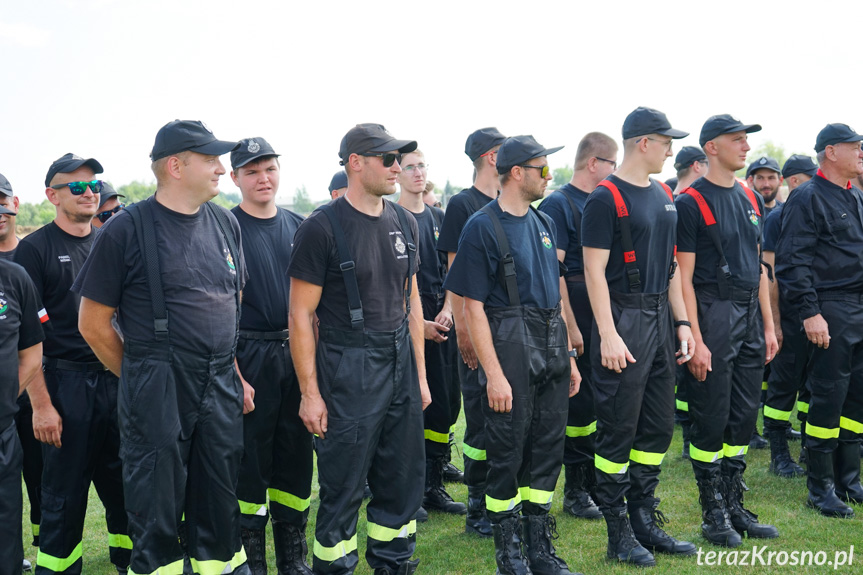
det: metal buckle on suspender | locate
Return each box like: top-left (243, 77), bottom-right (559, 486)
top-left (154, 318), bottom-right (169, 336)
top-left (668, 261), bottom-right (678, 281)
top-left (340, 261), bottom-right (356, 273)
top-left (502, 255), bottom-right (517, 278)
top-left (720, 263), bottom-right (731, 280)
top-left (627, 268), bottom-right (641, 291)
top-left (349, 308), bottom-right (364, 328)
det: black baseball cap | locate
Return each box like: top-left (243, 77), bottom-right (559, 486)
top-left (231, 137), bottom-right (280, 170)
top-left (674, 146), bottom-right (707, 171)
top-left (0, 173), bottom-right (12, 197)
top-left (699, 114), bottom-right (762, 147)
top-left (465, 127), bottom-right (507, 161)
top-left (496, 135), bottom-right (563, 174)
top-left (782, 154), bottom-right (818, 178)
top-left (622, 107), bottom-right (688, 140)
top-left (338, 123), bottom-right (417, 165)
top-left (45, 153), bottom-right (104, 187)
top-left (814, 123), bottom-right (863, 153)
top-left (746, 156), bottom-right (781, 178)
top-left (98, 182), bottom-right (125, 209)
top-left (328, 170), bottom-right (348, 193)
top-left (150, 120), bottom-right (239, 161)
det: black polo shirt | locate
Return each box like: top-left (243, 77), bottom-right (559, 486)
top-left (436, 186), bottom-right (494, 255)
top-left (538, 183), bottom-right (590, 277)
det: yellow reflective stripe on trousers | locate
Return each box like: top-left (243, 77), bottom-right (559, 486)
top-left (689, 444), bottom-right (722, 463)
top-left (463, 443), bottom-right (486, 461)
top-left (239, 499), bottom-right (268, 516)
top-left (128, 558), bottom-right (185, 575)
top-left (762, 381), bottom-right (768, 391)
top-left (675, 399), bottom-right (689, 412)
top-left (517, 486), bottom-right (554, 505)
top-left (566, 420), bottom-right (596, 438)
top-left (32, 523), bottom-right (40, 537)
top-left (486, 492), bottom-right (522, 513)
top-left (594, 454), bottom-right (629, 475)
top-left (840, 416), bottom-right (863, 434)
top-left (763, 405), bottom-right (792, 421)
top-left (37, 542), bottom-right (83, 572)
top-left (314, 534), bottom-right (358, 562)
top-left (629, 449), bottom-right (665, 466)
top-left (367, 520), bottom-right (417, 542)
top-left (806, 422), bottom-right (840, 439)
top-left (108, 533), bottom-right (133, 550)
top-left (722, 443), bottom-right (748, 458)
top-left (424, 428), bottom-right (449, 444)
top-left (797, 401), bottom-right (809, 414)
top-left (190, 547), bottom-right (247, 575)
top-left (268, 488), bottom-right (311, 512)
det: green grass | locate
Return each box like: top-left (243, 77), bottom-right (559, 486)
top-left (23, 414), bottom-right (861, 574)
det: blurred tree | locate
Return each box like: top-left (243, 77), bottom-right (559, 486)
top-left (552, 164), bottom-right (573, 189)
top-left (736, 140), bottom-right (788, 178)
top-left (293, 185), bottom-right (316, 215)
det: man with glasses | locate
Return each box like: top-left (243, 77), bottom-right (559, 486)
top-left (92, 182), bottom-right (125, 229)
top-left (289, 124), bottom-right (428, 575)
top-left (538, 132), bottom-right (617, 522)
top-left (776, 124), bottom-right (863, 518)
top-left (14, 153), bottom-right (130, 574)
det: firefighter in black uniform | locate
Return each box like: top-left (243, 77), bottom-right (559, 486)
top-left (676, 114), bottom-right (780, 547)
top-left (229, 137), bottom-right (313, 574)
top-left (289, 123), bottom-right (429, 575)
top-left (582, 107), bottom-right (695, 567)
top-left (75, 120), bottom-right (250, 574)
top-left (15, 154), bottom-right (130, 575)
top-left (436, 127), bottom-right (507, 538)
top-left (445, 135), bottom-right (582, 575)
top-left (775, 123), bottom-right (863, 518)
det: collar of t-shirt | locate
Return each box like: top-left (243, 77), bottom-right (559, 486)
top-left (817, 168), bottom-right (852, 190)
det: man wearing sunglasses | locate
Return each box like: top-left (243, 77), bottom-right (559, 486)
top-left (92, 182), bottom-right (125, 229)
top-left (289, 123), bottom-right (427, 575)
top-left (0, 173), bottom-right (20, 259)
top-left (14, 153), bottom-right (131, 575)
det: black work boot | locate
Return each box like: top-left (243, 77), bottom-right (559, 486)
top-left (443, 432), bottom-right (465, 483)
top-left (465, 485), bottom-right (493, 537)
top-left (521, 514), bottom-right (582, 575)
top-left (695, 471), bottom-right (741, 547)
top-left (748, 427), bottom-right (768, 450)
top-left (786, 427), bottom-right (801, 441)
top-left (241, 528), bottom-right (268, 575)
top-left (415, 506), bottom-right (428, 523)
top-left (722, 469), bottom-right (779, 539)
top-left (799, 421), bottom-right (808, 466)
top-left (834, 440), bottom-right (863, 505)
top-left (601, 506), bottom-right (655, 567)
top-left (272, 519), bottom-right (313, 575)
top-left (767, 427), bottom-right (804, 478)
top-left (23, 559), bottom-right (32, 573)
top-left (562, 465), bottom-right (601, 519)
top-left (681, 421), bottom-right (692, 460)
top-left (491, 515), bottom-right (532, 575)
top-left (628, 498), bottom-right (696, 556)
top-left (423, 458), bottom-right (467, 514)
top-left (806, 447), bottom-right (854, 518)
top-left (374, 558), bottom-right (420, 575)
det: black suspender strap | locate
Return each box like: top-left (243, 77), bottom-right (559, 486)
top-left (205, 203), bottom-right (242, 335)
top-left (393, 203), bottom-right (417, 316)
top-left (465, 189), bottom-right (484, 214)
top-left (318, 202), bottom-right (365, 332)
top-left (128, 201), bottom-right (169, 340)
top-left (480, 204), bottom-right (521, 307)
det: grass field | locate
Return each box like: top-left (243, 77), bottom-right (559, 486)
top-left (22, 414), bottom-right (860, 574)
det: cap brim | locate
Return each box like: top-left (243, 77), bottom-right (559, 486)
top-left (657, 128), bottom-right (690, 139)
top-left (530, 145), bottom-right (565, 160)
top-left (742, 124), bottom-right (762, 134)
top-left (0, 205), bottom-right (15, 215)
top-left (233, 152), bottom-right (281, 170)
top-left (191, 140), bottom-right (241, 156)
top-left (369, 139), bottom-right (418, 154)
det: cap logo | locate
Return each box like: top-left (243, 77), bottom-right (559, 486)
top-left (759, 158), bottom-right (767, 165)
top-left (729, 115), bottom-right (740, 123)
top-left (247, 140), bottom-right (261, 154)
top-left (71, 154), bottom-right (84, 161)
top-left (201, 121), bottom-right (213, 134)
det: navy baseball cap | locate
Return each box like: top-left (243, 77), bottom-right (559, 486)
top-left (231, 137), bottom-right (280, 170)
top-left (328, 170), bottom-right (348, 193)
top-left (338, 123), bottom-right (416, 165)
top-left (746, 156), bottom-right (781, 178)
top-left (622, 107), bottom-right (688, 140)
top-left (465, 127), bottom-right (507, 161)
top-left (98, 182), bottom-right (125, 209)
top-left (0, 173), bottom-right (12, 197)
top-left (45, 153), bottom-right (104, 187)
top-left (782, 154), bottom-right (818, 178)
top-left (496, 135), bottom-right (564, 174)
top-left (150, 120), bottom-right (239, 161)
top-left (699, 114), bottom-right (762, 147)
top-left (0, 205), bottom-right (14, 216)
top-left (814, 123), bottom-right (863, 153)
top-left (674, 146), bottom-right (707, 171)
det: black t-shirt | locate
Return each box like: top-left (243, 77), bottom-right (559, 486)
top-left (763, 200), bottom-right (783, 217)
top-left (288, 197), bottom-right (420, 332)
top-left (437, 187), bottom-right (495, 255)
top-left (538, 183), bottom-right (589, 276)
top-left (676, 177), bottom-right (764, 290)
top-left (581, 176), bottom-right (677, 294)
top-left (0, 259), bottom-right (45, 430)
top-left (231, 206), bottom-right (304, 332)
top-left (762, 203), bottom-right (784, 253)
top-left (0, 246), bottom-right (16, 260)
top-left (443, 201), bottom-right (560, 308)
top-left (71, 197), bottom-right (247, 355)
top-left (15, 222), bottom-right (98, 362)
top-left (411, 205), bottom-right (447, 296)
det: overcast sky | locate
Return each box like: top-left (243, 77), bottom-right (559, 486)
top-left (2, 0), bottom-right (861, 205)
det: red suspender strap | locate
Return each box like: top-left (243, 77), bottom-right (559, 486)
top-left (658, 180), bottom-right (674, 202)
top-left (740, 184), bottom-right (762, 217)
top-left (680, 187), bottom-right (717, 225)
top-left (599, 179), bottom-right (641, 292)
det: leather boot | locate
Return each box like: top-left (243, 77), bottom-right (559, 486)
top-left (748, 427), bottom-right (768, 450)
top-left (241, 528), bottom-right (268, 575)
top-left (415, 506), bottom-right (428, 523)
top-left (423, 458), bottom-right (467, 514)
top-left (834, 440), bottom-right (863, 504)
top-left (681, 421), bottom-right (692, 460)
top-left (721, 469), bottom-right (779, 539)
top-left (521, 514), bottom-right (581, 575)
top-left (799, 421), bottom-right (807, 466)
top-left (465, 485), bottom-right (493, 537)
top-left (374, 558), bottom-right (420, 575)
top-left (23, 559), bottom-right (32, 572)
top-left (272, 519), bottom-right (313, 575)
top-left (628, 498), bottom-right (696, 555)
top-left (562, 465), bottom-right (601, 519)
top-left (768, 427), bottom-right (804, 478)
top-left (443, 432), bottom-right (465, 483)
top-left (695, 470), bottom-right (741, 547)
top-left (492, 516), bottom-right (532, 575)
top-left (806, 447), bottom-right (854, 518)
top-left (786, 427), bottom-right (801, 441)
top-left (601, 506), bottom-right (655, 567)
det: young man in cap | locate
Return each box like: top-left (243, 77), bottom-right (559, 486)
top-left (582, 108), bottom-right (696, 566)
top-left (446, 135), bottom-right (582, 575)
top-left (746, 157), bottom-right (784, 215)
top-left (92, 182), bottom-right (124, 229)
top-left (672, 146), bottom-right (708, 196)
top-left (13, 154), bottom-right (130, 575)
top-left (0, 173), bottom-right (20, 258)
top-left (229, 138), bottom-right (312, 574)
top-left (289, 123), bottom-right (428, 575)
top-left (328, 171), bottom-right (347, 200)
top-left (436, 126), bottom-right (507, 538)
top-left (74, 120), bottom-right (250, 574)
top-left (775, 123), bottom-right (863, 518)
top-left (676, 114), bottom-right (779, 546)
top-left (782, 155), bottom-right (818, 193)
top-left (538, 131), bottom-right (618, 521)
top-left (396, 150), bottom-right (466, 518)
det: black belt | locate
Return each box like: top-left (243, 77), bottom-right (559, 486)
top-left (696, 284), bottom-right (758, 302)
top-left (239, 329), bottom-right (290, 341)
top-left (43, 356), bottom-right (108, 372)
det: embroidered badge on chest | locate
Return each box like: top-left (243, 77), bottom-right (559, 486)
top-left (395, 235), bottom-right (406, 255)
top-left (540, 230), bottom-right (552, 249)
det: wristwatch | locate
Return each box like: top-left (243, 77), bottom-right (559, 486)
top-left (568, 349), bottom-right (578, 359)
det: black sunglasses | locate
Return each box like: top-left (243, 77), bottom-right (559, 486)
top-left (96, 204), bottom-right (124, 223)
top-left (362, 153), bottom-right (402, 168)
top-left (50, 180), bottom-right (104, 195)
